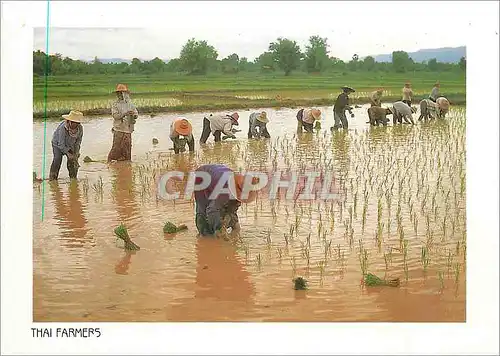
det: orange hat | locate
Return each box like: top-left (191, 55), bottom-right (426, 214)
top-left (115, 83), bottom-right (129, 92)
top-left (311, 109), bottom-right (321, 120)
top-left (174, 118), bottom-right (192, 136)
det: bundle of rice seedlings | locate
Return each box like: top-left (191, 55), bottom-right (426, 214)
top-left (114, 224), bottom-right (140, 250)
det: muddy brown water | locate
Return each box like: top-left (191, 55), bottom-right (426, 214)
top-left (33, 104), bottom-right (466, 322)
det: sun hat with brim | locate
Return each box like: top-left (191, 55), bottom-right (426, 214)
top-left (311, 109), bottom-right (321, 120)
top-left (229, 112), bottom-right (239, 125)
top-left (62, 110), bottom-right (84, 123)
top-left (115, 83), bottom-right (130, 92)
top-left (174, 118), bottom-right (192, 136)
top-left (341, 86), bottom-right (355, 93)
top-left (256, 111), bottom-right (269, 123)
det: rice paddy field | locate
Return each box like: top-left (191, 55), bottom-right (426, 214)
top-left (32, 102), bottom-right (466, 322)
top-left (33, 71), bottom-right (466, 119)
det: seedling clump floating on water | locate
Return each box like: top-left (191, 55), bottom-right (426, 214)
top-left (364, 273), bottom-right (400, 287)
top-left (293, 277), bottom-right (308, 290)
top-left (163, 221), bottom-right (188, 234)
top-left (114, 224), bottom-right (140, 250)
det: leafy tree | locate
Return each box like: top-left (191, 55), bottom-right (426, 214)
top-left (392, 51), bottom-right (413, 73)
top-left (257, 51), bottom-right (276, 72)
top-left (304, 36), bottom-right (329, 73)
top-left (362, 56), bottom-right (376, 71)
top-left (268, 37), bottom-right (302, 76)
top-left (179, 38), bottom-right (218, 75)
top-left (427, 58), bottom-right (438, 72)
top-left (459, 56), bottom-right (466, 71)
top-left (221, 53), bottom-right (240, 74)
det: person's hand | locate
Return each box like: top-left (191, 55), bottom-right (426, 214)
top-left (350, 113), bottom-right (355, 118)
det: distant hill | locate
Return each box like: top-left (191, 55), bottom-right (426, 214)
top-left (371, 46), bottom-right (466, 63)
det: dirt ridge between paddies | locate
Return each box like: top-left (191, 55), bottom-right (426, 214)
top-left (33, 93), bottom-right (466, 121)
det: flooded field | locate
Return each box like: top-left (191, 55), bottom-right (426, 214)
top-left (33, 104), bottom-right (466, 322)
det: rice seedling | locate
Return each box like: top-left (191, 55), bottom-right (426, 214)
top-left (92, 176), bottom-right (104, 200)
top-left (256, 253), bottom-right (262, 269)
top-left (454, 262), bottom-right (460, 285)
top-left (438, 270), bottom-right (445, 290)
top-left (290, 256), bottom-right (297, 277)
top-left (293, 277), bottom-right (308, 290)
top-left (421, 246), bottom-right (431, 272)
top-left (265, 229), bottom-right (272, 246)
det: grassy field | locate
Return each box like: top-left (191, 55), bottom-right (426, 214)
top-left (33, 71), bottom-right (466, 119)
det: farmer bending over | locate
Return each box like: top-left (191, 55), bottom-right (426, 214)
top-left (331, 86), bottom-right (355, 131)
top-left (169, 117), bottom-right (195, 154)
top-left (49, 110), bottom-right (84, 180)
top-left (194, 164), bottom-right (257, 237)
top-left (296, 108), bottom-right (321, 133)
top-left (108, 84), bottom-right (138, 162)
top-left (199, 113), bottom-right (239, 144)
top-left (370, 88), bottom-right (384, 107)
top-left (248, 111), bottom-right (271, 139)
top-left (367, 106), bottom-right (391, 126)
top-left (390, 101), bottom-right (417, 125)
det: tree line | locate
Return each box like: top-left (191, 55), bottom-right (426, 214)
top-left (33, 36), bottom-right (466, 76)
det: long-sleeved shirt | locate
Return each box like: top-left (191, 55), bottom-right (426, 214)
top-left (333, 93), bottom-right (352, 114)
top-left (111, 95), bottom-right (138, 133)
top-left (402, 87), bottom-right (413, 101)
top-left (248, 112), bottom-right (270, 138)
top-left (51, 121), bottom-right (83, 155)
top-left (208, 114), bottom-right (235, 137)
top-left (169, 119), bottom-right (195, 152)
top-left (370, 91), bottom-right (382, 106)
top-left (429, 86), bottom-right (440, 101)
top-left (194, 164), bottom-right (239, 234)
top-left (393, 101), bottom-right (414, 122)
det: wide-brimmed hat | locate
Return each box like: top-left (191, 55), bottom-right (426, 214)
top-left (256, 111), bottom-right (269, 123)
top-left (174, 118), bottom-right (192, 136)
top-left (62, 110), bottom-right (84, 123)
top-left (341, 86), bottom-right (355, 93)
top-left (229, 112), bottom-right (239, 125)
top-left (435, 81), bottom-right (440, 86)
top-left (311, 109), bottom-right (321, 120)
top-left (115, 83), bottom-right (130, 92)
top-left (405, 81), bottom-right (411, 86)
top-left (377, 88), bottom-right (384, 93)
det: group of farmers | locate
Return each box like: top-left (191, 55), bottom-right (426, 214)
top-left (365, 81), bottom-right (450, 127)
top-left (47, 81), bottom-right (450, 238)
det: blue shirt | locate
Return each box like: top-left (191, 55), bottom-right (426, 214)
top-left (51, 121), bottom-right (83, 155)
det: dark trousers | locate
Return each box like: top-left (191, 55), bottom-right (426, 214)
top-left (248, 124), bottom-right (271, 139)
top-left (402, 100), bottom-right (412, 107)
top-left (50, 144), bottom-right (78, 180)
top-left (200, 117), bottom-right (222, 143)
top-left (333, 111), bottom-right (348, 130)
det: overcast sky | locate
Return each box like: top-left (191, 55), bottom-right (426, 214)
top-left (31, 1), bottom-right (474, 62)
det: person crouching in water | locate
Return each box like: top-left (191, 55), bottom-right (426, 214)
top-left (194, 164), bottom-right (257, 237)
top-left (199, 112), bottom-right (239, 144)
top-left (296, 108), bottom-right (321, 133)
top-left (248, 111), bottom-right (271, 139)
top-left (367, 106), bottom-right (392, 126)
top-left (169, 117), bottom-right (195, 154)
top-left (49, 110), bottom-right (84, 180)
top-left (390, 101), bottom-right (417, 125)
top-left (108, 84), bottom-right (139, 162)
top-left (331, 86), bottom-right (355, 131)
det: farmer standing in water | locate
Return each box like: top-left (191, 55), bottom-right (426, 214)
top-left (194, 164), bottom-right (257, 237)
top-left (108, 84), bottom-right (139, 162)
top-left (49, 110), bottom-right (84, 180)
top-left (331, 86), bottom-right (355, 131)
top-left (429, 82), bottom-right (440, 103)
